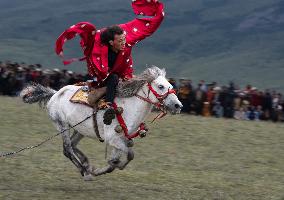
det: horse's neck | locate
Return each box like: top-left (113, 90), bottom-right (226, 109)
top-left (115, 84), bottom-right (153, 131)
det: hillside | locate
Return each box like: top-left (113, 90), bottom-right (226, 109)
top-left (0, 0), bottom-right (284, 91)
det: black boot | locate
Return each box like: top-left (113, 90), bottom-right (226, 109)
top-left (103, 74), bottom-right (119, 125)
top-left (103, 107), bottom-right (116, 125)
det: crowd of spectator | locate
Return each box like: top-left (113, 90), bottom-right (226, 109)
top-left (170, 78), bottom-right (284, 122)
top-left (0, 61), bottom-right (90, 96)
top-left (1, 61), bottom-right (283, 122)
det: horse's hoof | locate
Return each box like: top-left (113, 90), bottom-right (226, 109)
top-left (127, 139), bottom-right (134, 147)
top-left (87, 165), bottom-right (96, 174)
top-left (139, 130), bottom-right (147, 138)
top-left (83, 174), bottom-right (94, 181)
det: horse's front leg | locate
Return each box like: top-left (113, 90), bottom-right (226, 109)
top-left (92, 147), bottom-right (122, 176)
top-left (117, 147), bottom-right (134, 170)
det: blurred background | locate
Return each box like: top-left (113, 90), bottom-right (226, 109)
top-left (1, 0), bottom-right (283, 122)
top-left (0, 0), bottom-right (284, 90)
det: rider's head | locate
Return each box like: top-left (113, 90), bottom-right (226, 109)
top-left (100, 26), bottom-right (126, 53)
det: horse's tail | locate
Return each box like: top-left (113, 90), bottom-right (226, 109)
top-left (20, 83), bottom-right (56, 108)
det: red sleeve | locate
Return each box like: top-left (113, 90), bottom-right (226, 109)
top-left (122, 58), bottom-right (134, 79)
top-left (120, 0), bottom-right (165, 46)
top-left (55, 22), bottom-right (96, 66)
top-left (122, 67), bottom-right (134, 79)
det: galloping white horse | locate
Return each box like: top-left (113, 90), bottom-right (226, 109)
top-left (20, 66), bottom-right (182, 180)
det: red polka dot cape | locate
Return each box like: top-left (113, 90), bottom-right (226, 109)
top-left (55, 0), bottom-right (164, 82)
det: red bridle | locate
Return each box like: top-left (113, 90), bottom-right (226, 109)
top-left (112, 82), bottom-right (177, 140)
top-left (135, 83), bottom-right (176, 122)
top-left (147, 83), bottom-right (176, 100)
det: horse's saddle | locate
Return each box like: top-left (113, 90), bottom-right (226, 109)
top-left (70, 85), bottom-right (106, 107)
top-left (69, 83), bottom-right (106, 143)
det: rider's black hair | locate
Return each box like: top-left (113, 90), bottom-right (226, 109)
top-left (100, 25), bottom-right (124, 46)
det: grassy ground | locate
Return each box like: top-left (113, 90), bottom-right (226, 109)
top-left (0, 96), bottom-right (283, 200)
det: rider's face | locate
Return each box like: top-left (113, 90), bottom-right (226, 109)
top-left (110, 33), bottom-right (126, 52)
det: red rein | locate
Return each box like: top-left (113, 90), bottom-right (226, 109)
top-left (112, 102), bottom-right (147, 139)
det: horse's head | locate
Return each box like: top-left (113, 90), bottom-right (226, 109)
top-left (135, 66), bottom-right (182, 114)
top-left (148, 71), bottom-right (183, 114)
top-left (117, 66), bottom-right (183, 114)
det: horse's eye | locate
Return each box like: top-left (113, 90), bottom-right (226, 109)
top-left (158, 85), bottom-right (164, 90)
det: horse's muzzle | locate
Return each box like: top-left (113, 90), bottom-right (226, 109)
top-left (166, 102), bottom-right (183, 115)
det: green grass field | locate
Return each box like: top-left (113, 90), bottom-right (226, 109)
top-left (0, 96), bottom-right (284, 200)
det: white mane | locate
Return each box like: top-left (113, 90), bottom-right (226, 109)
top-left (117, 66), bottom-right (166, 98)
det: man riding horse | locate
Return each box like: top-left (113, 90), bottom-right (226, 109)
top-left (55, 0), bottom-right (165, 125)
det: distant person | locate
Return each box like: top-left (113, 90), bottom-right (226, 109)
top-left (234, 106), bottom-right (245, 120)
top-left (56, 0), bottom-right (165, 125)
top-left (246, 106), bottom-right (256, 120)
top-left (168, 78), bottom-right (177, 91)
top-left (199, 80), bottom-right (207, 92)
top-left (24, 68), bottom-right (33, 84)
top-left (212, 101), bottom-right (224, 118)
top-left (262, 90), bottom-right (273, 120)
top-left (250, 88), bottom-right (262, 107)
top-left (206, 85), bottom-right (215, 112)
top-left (0, 67), bottom-right (5, 95)
top-left (222, 83), bottom-right (236, 118)
top-left (177, 79), bottom-right (191, 113)
top-left (254, 105), bottom-right (263, 121)
top-left (194, 84), bottom-right (206, 115)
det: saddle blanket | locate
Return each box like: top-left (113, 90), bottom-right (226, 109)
top-left (70, 86), bottom-right (106, 107)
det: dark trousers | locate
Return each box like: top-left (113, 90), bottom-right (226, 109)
top-left (105, 73), bottom-right (119, 103)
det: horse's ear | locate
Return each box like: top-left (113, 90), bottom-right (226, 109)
top-left (151, 65), bottom-right (166, 77)
top-left (142, 65), bottom-right (167, 80)
top-left (161, 68), bottom-right (166, 77)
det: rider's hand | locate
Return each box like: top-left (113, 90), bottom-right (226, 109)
top-left (122, 76), bottom-right (131, 81)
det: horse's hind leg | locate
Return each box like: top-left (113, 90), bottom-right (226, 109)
top-left (71, 130), bottom-right (95, 177)
top-left (58, 123), bottom-right (91, 180)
